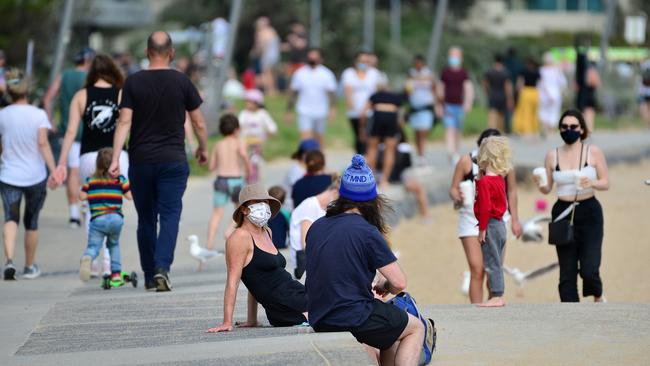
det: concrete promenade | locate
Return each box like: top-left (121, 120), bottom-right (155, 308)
top-left (1, 129), bottom-right (649, 365)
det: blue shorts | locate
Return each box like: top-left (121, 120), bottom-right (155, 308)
top-left (213, 176), bottom-right (244, 208)
top-left (443, 104), bottom-right (465, 129)
top-left (409, 110), bottom-right (434, 131)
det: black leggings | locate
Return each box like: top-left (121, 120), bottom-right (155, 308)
top-left (552, 197), bottom-right (604, 302)
top-left (349, 117), bottom-right (366, 155)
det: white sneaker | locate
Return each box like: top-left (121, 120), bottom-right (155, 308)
top-left (90, 258), bottom-right (99, 278)
top-left (80, 256), bottom-right (92, 282)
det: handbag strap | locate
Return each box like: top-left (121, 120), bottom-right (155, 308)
top-left (568, 143), bottom-right (584, 225)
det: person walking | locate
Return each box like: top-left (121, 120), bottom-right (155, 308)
top-left (43, 47), bottom-right (95, 228)
top-left (482, 54), bottom-right (513, 132)
top-left (285, 48), bottom-right (337, 147)
top-left (575, 42), bottom-right (600, 133)
top-left (342, 51), bottom-right (381, 154)
top-left (440, 47), bottom-right (474, 164)
top-left (251, 17), bottom-right (280, 95)
top-left (110, 31), bottom-right (209, 292)
top-left (449, 129), bottom-right (522, 304)
top-left (513, 58), bottom-right (541, 137)
top-left (305, 155), bottom-right (424, 366)
top-left (55, 54), bottom-right (128, 277)
top-left (1, 69), bottom-right (57, 280)
top-left (533, 109), bottom-right (609, 302)
top-left (538, 52), bottom-right (567, 137)
top-left (405, 54), bottom-right (439, 160)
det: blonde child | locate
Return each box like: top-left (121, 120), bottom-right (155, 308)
top-left (474, 136), bottom-right (512, 307)
top-left (207, 114), bottom-right (252, 249)
top-left (79, 148), bottom-right (132, 285)
top-left (238, 89), bottom-right (277, 182)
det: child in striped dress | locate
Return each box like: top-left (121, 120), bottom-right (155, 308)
top-left (78, 148), bottom-right (132, 285)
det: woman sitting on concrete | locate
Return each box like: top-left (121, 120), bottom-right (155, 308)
top-left (207, 183), bottom-right (307, 332)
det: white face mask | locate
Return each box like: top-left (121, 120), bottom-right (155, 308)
top-left (246, 202), bottom-right (272, 227)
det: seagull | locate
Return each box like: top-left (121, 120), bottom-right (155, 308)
top-left (504, 262), bottom-right (559, 288)
top-left (520, 215), bottom-right (552, 243)
top-left (188, 235), bottom-right (222, 271)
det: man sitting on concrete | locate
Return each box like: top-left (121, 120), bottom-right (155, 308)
top-left (305, 155), bottom-right (424, 365)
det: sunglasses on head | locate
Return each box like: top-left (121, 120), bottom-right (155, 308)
top-left (560, 124), bottom-right (580, 130)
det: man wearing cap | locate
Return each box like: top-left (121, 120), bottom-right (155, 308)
top-left (43, 47), bottom-right (95, 229)
top-left (305, 155), bottom-right (424, 366)
top-left (110, 31), bottom-right (208, 292)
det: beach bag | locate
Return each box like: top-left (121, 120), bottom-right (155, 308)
top-left (388, 292), bottom-right (436, 365)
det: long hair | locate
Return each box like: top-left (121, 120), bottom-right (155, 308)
top-left (326, 195), bottom-right (392, 235)
top-left (93, 147), bottom-right (114, 179)
top-left (86, 54), bottom-right (124, 88)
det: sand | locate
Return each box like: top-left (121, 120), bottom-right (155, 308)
top-left (391, 159), bottom-right (650, 305)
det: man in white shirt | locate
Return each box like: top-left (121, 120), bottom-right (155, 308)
top-left (341, 51), bottom-right (381, 154)
top-left (285, 49), bottom-right (337, 147)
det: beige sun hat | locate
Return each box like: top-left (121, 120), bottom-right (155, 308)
top-left (232, 183), bottom-right (281, 224)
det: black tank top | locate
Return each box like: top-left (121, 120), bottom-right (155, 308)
top-left (80, 86), bottom-right (120, 155)
top-left (240, 234), bottom-right (293, 303)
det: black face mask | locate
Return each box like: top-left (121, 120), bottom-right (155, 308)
top-left (307, 60), bottom-right (317, 67)
top-left (560, 129), bottom-right (581, 145)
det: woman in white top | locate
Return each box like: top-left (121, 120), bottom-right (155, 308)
top-left (449, 128), bottom-right (522, 304)
top-left (289, 178), bottom-right (339, 280)
top-left (0, 69), bottom-right (57, 280)
top-left (533, 109), bottom-right (609, 302)
top-left (538, 52), bottom-right (567, 137)
top-left (342, 51), bottom-right (380, 154)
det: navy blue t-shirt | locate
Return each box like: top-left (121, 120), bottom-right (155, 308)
top-left (268, 209), bottom-right (289, 249)
top-left (305, 213), bottom-right (397, 328)
top-left (291, 174), bottom-right (332, 208)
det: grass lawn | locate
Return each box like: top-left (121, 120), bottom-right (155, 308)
top-left (189, 94), bottom-right (644, 176)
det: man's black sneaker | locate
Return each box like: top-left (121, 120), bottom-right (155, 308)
top-left (145, 281), bottom-right (157, 292)
top-left (153, 269), bottom-right (172, 292)
top-left (69, 218), bottom-right (82, 229)
top-left (4, 261), bottom-right (16, 280)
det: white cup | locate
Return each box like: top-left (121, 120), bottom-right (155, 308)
top-left (533, 167), bottom-right (548, 188)
top-left (459, 180), bottom-right (474, 207)
top-left (574, 171), bottom-right (586, 190)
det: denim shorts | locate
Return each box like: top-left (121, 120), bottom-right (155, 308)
top-left (443, 104), bottom-right (465, 129)
top-left (409, 110), bottom-right (434, 131)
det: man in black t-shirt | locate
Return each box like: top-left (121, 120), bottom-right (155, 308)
top-left (110, 31), bottom-right (208, 292)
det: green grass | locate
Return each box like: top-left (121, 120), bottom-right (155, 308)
top-left (189, 94), bottom-right (645, 176)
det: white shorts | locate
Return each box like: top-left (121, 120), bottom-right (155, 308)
top-left (458, 208), bottom-right (479, 238)
top-left (79, 150), bottom-right (130, 184)
top-left (297, 114), bottom-right (327, 134)
top-left (458, 208), bottom-right (511, 238)
top-left (67, 142), bottom-right (81, 169)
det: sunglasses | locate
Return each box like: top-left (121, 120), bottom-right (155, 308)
top-left (560, 124), bottom-right (580, 131)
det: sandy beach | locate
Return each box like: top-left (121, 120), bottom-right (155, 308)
top-left (392, 159), bottom-right (650, 305)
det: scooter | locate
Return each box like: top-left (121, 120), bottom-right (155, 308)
top-left (101, 271), bottom-right (138, 290)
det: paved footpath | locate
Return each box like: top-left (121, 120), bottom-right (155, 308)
top-left (1, 130), bottom-right (649, 365)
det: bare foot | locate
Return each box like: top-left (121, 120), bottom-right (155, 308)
top-left (478, 297), bottom-right (506, 307)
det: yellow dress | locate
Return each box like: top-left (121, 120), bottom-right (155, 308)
top-left (513, 86), bottom-right (540, 135)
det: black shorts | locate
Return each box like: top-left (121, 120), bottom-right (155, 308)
top-left (315, 299), bottom-right (409, 350)
top-left (262, 280), bottom-right (308, 327)
top-left (370, 116), bottom-right (399, 139)
top-left (0, 179), bottom-right (47, 230)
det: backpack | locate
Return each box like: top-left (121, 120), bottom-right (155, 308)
top-left (387, 292), bottom-right (436, 365)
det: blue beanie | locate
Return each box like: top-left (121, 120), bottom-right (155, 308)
top-left (339, 155), bottom-right (377, 202)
